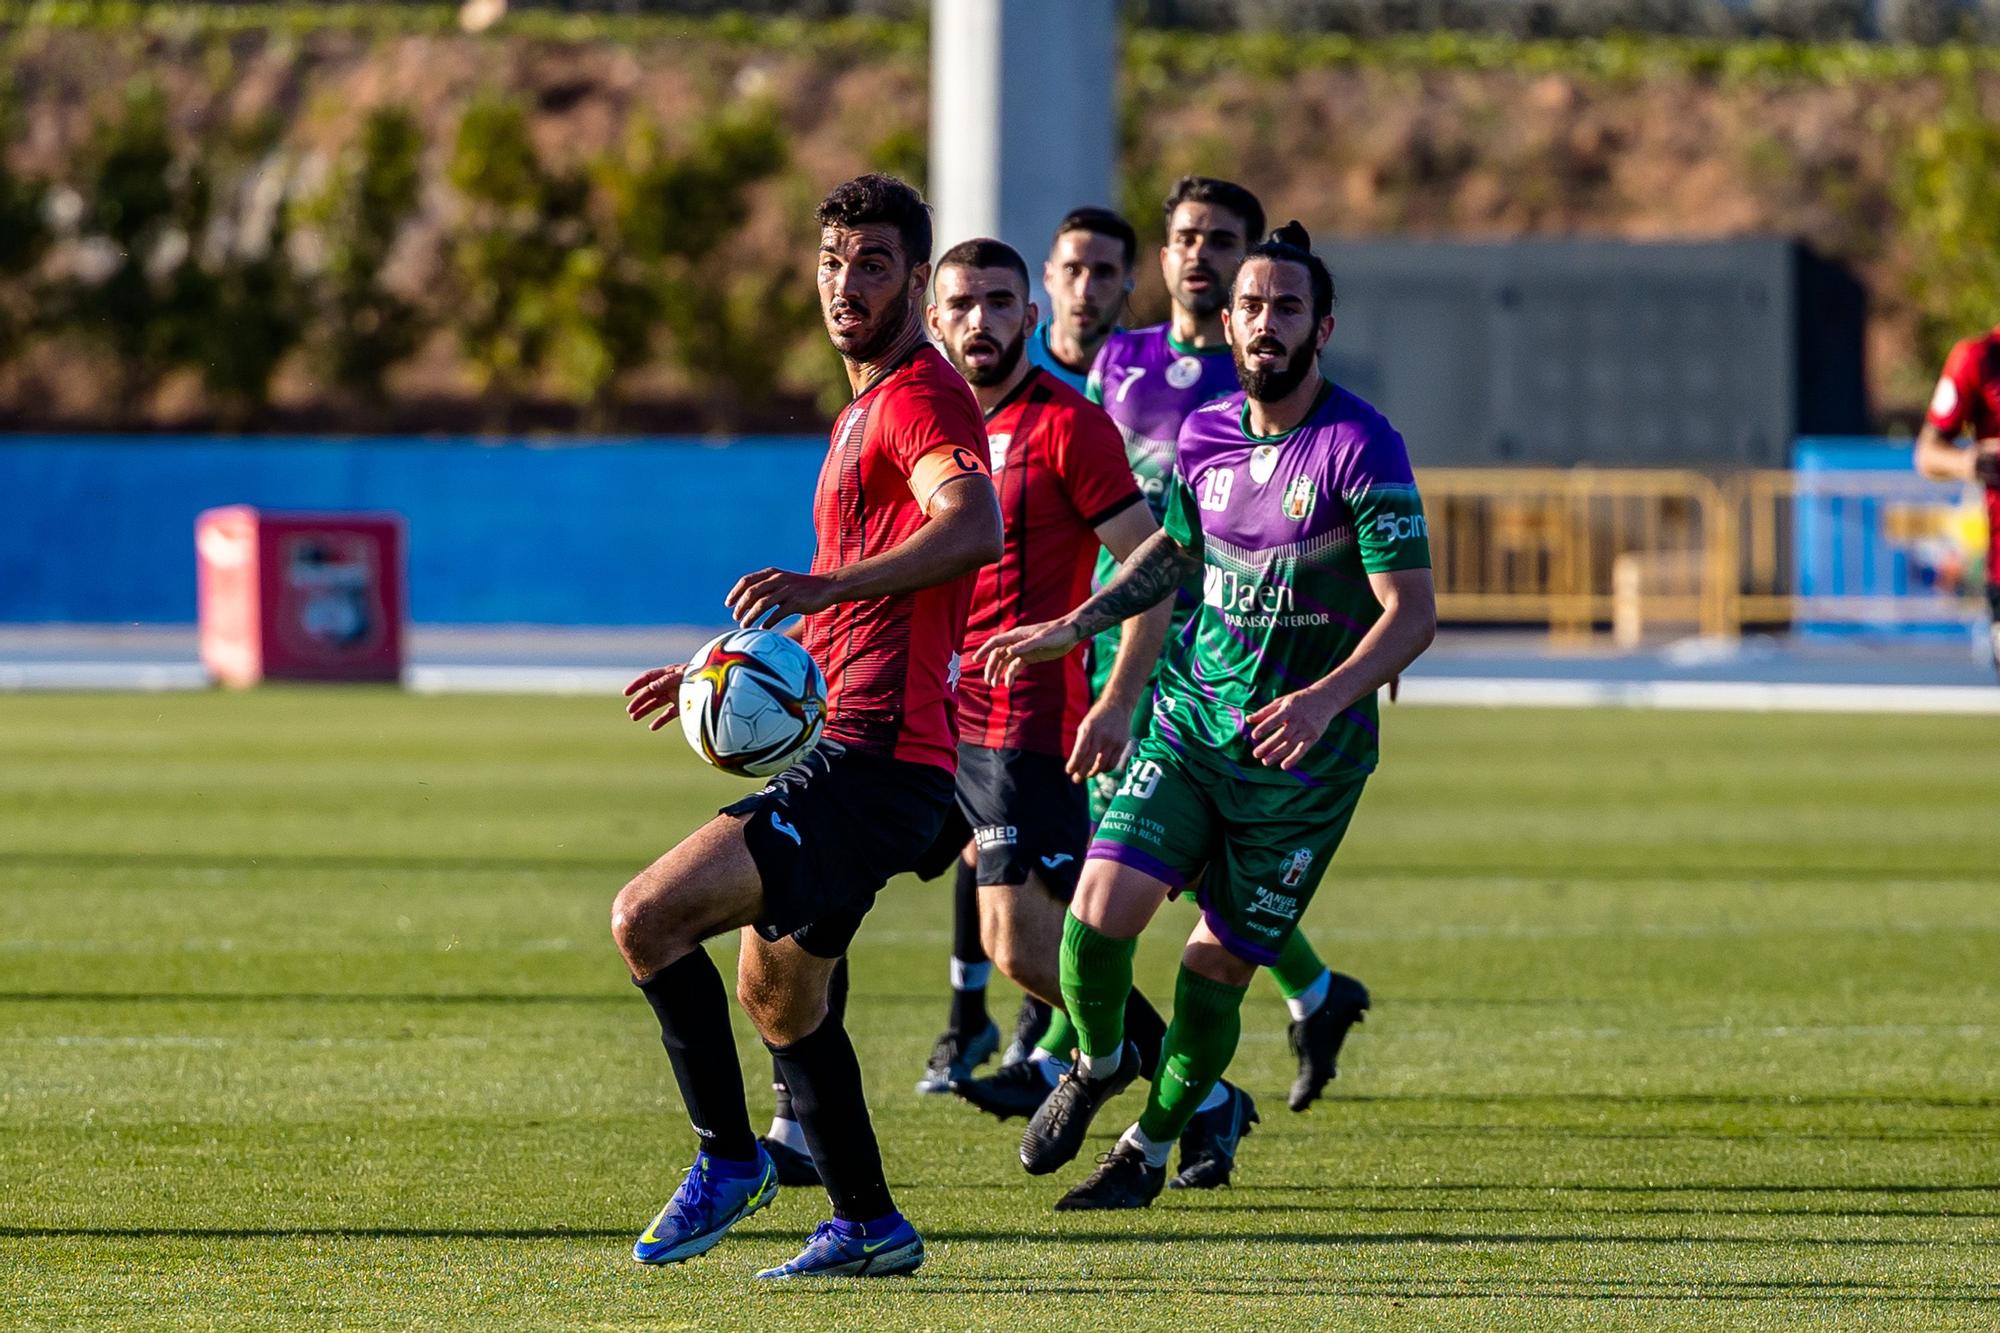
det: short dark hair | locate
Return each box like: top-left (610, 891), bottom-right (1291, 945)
top-left (1242, 220), bottom-right (1336, 323)
top-left (936, 237), bottom-right (1030, 289)
top-left (816, 173), bottom-right (932, 267)
top-left (1054, 206), bottom-right (1138, 270)
top-left (1162, 176), bottom-right (1265, 248)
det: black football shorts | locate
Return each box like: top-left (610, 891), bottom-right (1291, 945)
top-left (950, 744), bottom-right (1091, 901)
top-left (722, 741), bottom-right (955, 959)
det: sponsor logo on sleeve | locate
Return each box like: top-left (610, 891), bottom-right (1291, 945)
top-left (1372, 513), bottom-right (1429, 543)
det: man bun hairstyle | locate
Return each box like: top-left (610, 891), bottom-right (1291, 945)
top-left (1245, 220), bottom-right (1336, 324)
top-left (817, 172), bottom-right (933, 267)
top-left (936, 236), bottom-right (1030, 289)
top-left (1162, 176), bottom-right (1266, 247)
top-left (1054, 205), bottom-right (1138, 270)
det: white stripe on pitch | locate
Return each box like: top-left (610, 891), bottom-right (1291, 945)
top-left (0, 662), bottom-right (210, 691)
top-left (1399, 676), bottom-right (2000, 714)
top-left (5, 661), bottom-right (1998, 715)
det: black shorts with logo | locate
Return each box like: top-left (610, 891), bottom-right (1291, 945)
top-left (722, 742), bottom-right (956, 959)
top-left (943, 744), bottom-right (1091, 901)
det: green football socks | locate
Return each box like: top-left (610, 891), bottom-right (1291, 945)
top-left (1269, 930), bottom-right (1329, 998)
top-left (1060, 911), bottom-right (1137, 1063)
top-left (1033, 1006), bottom-right (1079, 1062)
top-left (1137, 965), bottom-right (1249, 1144)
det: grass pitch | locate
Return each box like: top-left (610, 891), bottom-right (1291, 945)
top-left (2, 690), bottom-right (1997, 1330)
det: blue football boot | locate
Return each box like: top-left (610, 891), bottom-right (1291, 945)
top-left (754, 1214), bottom-right (926, 1278)
top-left (632, 1148), bottom-right (779, 1265)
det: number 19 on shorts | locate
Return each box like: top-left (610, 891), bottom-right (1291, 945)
top-left (1117, 759), bottom-right (1163, 801)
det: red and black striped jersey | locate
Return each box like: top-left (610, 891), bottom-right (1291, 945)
top-left (959, 368), bottom-right (1143, 756)
top-left (801, 343), bottom-right (989, 774)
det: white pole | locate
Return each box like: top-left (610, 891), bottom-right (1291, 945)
top-left (930, 0), bottom-right (1117, 294)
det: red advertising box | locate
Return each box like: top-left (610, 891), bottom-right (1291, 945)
top-left (196, 507), bottom-right (406, 687)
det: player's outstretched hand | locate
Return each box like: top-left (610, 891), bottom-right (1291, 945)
top-left (727, 568), bottom-right (837, 629)
top-left (975, 618), bottom-right (1082, 686)
top-left (624, 664), bottom-right (687, 731)
top-left (1248, 687), bottom-right (1339, 770)
top-left (1067, 697), bottom-right (1132, 783)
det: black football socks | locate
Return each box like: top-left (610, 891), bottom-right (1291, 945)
top-left (636, 949), bottom-right (758, 1162)
top-left (1127, 988), bottom-right (1168, 1082)
top-left (768, 1015), bottom-right (896, 1222)
top-left (771, 956), bottom-right (849, 1121)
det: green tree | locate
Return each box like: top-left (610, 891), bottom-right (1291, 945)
top-left (1895, 72), bottom-right (2000, 374)
top-left (444, 95), bottom-right (657, 428)
top-left (295, 106), bottom-right (427, 410)
top-left (0, 102), bottom-right (49, 368)
top-left (603, 100), bottom-right (806, 426)
top-left (52, 84), bottom-right (304, 425)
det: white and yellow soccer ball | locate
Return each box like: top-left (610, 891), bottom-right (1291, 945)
top-left (677, 629), bottom-right (828, 777)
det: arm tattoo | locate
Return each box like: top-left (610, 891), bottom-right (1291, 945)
top-left (1071, 531), bottom-right (1201, 638)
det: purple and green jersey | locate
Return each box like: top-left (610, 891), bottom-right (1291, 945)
top-left (1154, 380), bottom-right (1430, 784)
top-left (1083, 325), bottom-right (1239, 699)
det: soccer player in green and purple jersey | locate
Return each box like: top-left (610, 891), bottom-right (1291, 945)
top-left (978, 223), bottom-right (1437, 1210)
top-left (962, 182), bottom-right (1370, 1163)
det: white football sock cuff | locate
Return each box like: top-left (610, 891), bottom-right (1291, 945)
top-left (1029, 1051), bottom-right (1070, 1085)
top-left (765, 1115), bottom-right (808, 1153)
top-left (1119, 1122), bottom-right (1171, 1170)
top-left (1077, 1045), bottom-right (1123, 1082)
top-left (1285, 969), bottom-right (1332, 1023)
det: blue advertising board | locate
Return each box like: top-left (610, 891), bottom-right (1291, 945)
top-left (0, 436), bottom-right (826, 624)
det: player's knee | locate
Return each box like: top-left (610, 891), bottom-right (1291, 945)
top-left (610, 875), bottom-right (687, 967)
top-left (741, 984), bottom-right (827, 1047)
top-left (1182, 936), bottom-right (1257, 988)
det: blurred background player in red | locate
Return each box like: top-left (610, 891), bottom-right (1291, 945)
top-left (1914, 326), bottom-right (2000, 676)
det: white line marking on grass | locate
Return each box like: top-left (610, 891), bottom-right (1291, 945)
top-left (0, 662), bottom-right (208, 691)
top-left (1402, 677), bottom-right (2000, 714)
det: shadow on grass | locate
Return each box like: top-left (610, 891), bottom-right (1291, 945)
top-left (0, 991), bottom-right (624, 1006)
top-left (5, 848), bottom-right (1976, 887)
top-left (5, 1225), bottom-right (1994, 1250)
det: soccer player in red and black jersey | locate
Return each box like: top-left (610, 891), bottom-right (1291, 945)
top-left (613, 175), bottom-right (1001, 1279)
top-left (903, 239), bottom-right (1174, 1108)
top-left (1915, 328), bottom-right (2000, 676)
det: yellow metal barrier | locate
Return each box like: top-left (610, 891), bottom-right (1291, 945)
top-left (1419, 467), bottom-right (1988, 640)
top-left (1421, 468), bottom-right (1730, 641)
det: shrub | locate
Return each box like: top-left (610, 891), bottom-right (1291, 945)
top-left (293, 106), bottom-right (427, 409)
top-left (1894, 72), bottom-right (2000, 375)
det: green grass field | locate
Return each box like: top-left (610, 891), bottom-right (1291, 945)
top-left (3, 690), bottom-right (1997, 1330)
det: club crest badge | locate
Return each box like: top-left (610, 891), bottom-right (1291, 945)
top-left (1249, 444), bottom-right (1280, 484)
top-left (1166, 355), bottom-right (1203, 390)
top-left (1280, 847), bottom-right (1314, 887)
top-left (1282, 474), bottom-right (1316, 522)
top-left (986, 432), bottom-right (1012, 471)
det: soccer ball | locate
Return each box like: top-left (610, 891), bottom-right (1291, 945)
top-left (677, 629), bottom-right (827, 777)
